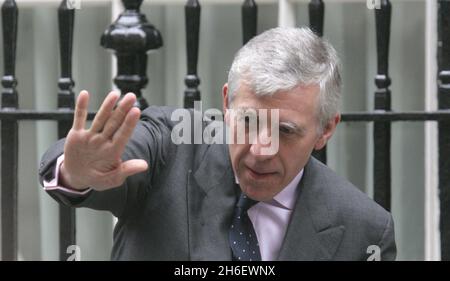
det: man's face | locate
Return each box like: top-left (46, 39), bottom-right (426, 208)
top-left (223, 83), bottom-right (339, 202)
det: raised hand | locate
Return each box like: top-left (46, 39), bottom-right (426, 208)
top-left (59, 90), bottom-right (148, 191)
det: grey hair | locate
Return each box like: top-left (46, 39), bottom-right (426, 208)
top-left (227, 27), bottom-right (342, 133)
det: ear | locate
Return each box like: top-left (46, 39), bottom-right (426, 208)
top-left (222, 83), bottom-right (231, 125)
top-left (314, 114), bottom-right (340, 150)
top-left (222, 83), bottom-right (229, 113)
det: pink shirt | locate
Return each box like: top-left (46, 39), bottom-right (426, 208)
top-left (44, 154), bottom-right (303, 261)
top-left (237, 169), bottom-right (303, 261)
top-left (42, 154), bottom-right (91, 195)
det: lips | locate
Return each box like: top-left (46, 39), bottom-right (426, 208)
top-left (246, 165), bottom-right (276, 180)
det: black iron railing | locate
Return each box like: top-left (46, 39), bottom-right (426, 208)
top-left (184, 0), bottom-right (201, 108)
top-left (1, 0), bottom-right (19, 262)
top-left (438, 0), bottom-right (450, 261)
top-left (57, 0), bottom-right (76, 262)
top-left (1, 0), bottom-right (450, 261)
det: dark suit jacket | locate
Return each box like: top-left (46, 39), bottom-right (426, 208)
top-left (39, 106), bottom-right (396, 260)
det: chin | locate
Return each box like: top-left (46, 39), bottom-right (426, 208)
top-left (240, 183), bottom-right (276, 202)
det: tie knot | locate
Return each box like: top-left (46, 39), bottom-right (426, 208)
top-left (237, 193), bottom-right (258, 212)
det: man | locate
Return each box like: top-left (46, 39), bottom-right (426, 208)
top-left (39, 27), bottom-right (396, 260)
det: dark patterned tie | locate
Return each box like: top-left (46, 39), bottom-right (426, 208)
top-left (229, 193), bottom-right (261, 261)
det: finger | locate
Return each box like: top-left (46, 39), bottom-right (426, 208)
top-left (97, 159), bottom-right (148, 190)
top-left (73, 90), bottom-right (90, 131)
top-left (90, 91), bottom-right (121, 133)
top-left (112, 107), bottom-right (141, 152)
top-left (102, 93), bottom-right (136, 139)
top-left (120, 159), bottom-right (149, 178)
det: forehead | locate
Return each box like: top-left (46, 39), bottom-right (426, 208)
top-left (231, 84), bottom-right (320, 121)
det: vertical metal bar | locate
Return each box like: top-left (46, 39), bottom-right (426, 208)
top-left (101, 0), bottom-right (163, 110)
top-left (373, 0), bottom-right (392, 211)
top-left (184, 0), bottom-right (201, 108)
top-left (242, 0), bottom-right (257, 45)
top-left (1, 0), bottom-right (19, 261)
top-left (58, 0), bottom-right (76, 261)
top-left (308, 0), bottom-right (324, 37)
top-left (309, 0), bottom-right (327, 164)
top-left (438, 0), bottom-right (450, 261)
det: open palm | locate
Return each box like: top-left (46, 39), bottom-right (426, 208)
top-left (60, 91), bottom-right (148, 191)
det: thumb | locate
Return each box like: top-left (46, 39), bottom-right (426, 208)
top-left (120, 159), bottom-right (149, 178)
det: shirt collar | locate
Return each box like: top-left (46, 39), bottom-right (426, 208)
top-left (272, 168), bottom-right (303, 210)
top-left (234, 168), bottom-right (304, 211)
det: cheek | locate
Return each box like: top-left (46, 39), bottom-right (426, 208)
top-left (278, 142), bottom-right (312, 174)
top-left (229, 144), bottom-right (248, 169)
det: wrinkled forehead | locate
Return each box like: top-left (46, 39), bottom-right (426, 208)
top-left (229, 84), bottom-right (320, 126)
top-left (230, 84), bottom-right (320, 112)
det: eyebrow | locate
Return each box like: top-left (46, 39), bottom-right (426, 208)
top-left (233, 107), bottom-right (307, 135)
top-left (279, 121), bottom-right (307, 135)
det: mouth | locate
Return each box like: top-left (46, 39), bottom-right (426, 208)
top-left (245, 166), bottom-right (277, 180)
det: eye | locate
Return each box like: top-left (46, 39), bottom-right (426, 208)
top-left (279, 125), bottom-right (295, 135)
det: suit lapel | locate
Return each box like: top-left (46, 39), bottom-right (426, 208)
top-left (187, 144), bottom-right (239, 261)
top-left (187, 146), bottom-right (345, 261)
top-left (278, 158), bottom-right (345, 261)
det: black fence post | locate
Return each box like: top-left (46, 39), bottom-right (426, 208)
top-left (242, 0), bottom-right (257, 45)
top-left (438, 0), bottom-right (450, 261)
top-left (184, 0), bottom-right (201, 108)
top-left (1, 0), bottom-right (18, 261)
top-left (308, 0), bottom-right (324, 37)
top-left (373, 0), bottom-right (392, 211)
top-left (309, 0), bottom-right (327, 164)
top-left (57, 0), bottom-right (76, 261)
top-left (101, 0), bottom-right (163, 110)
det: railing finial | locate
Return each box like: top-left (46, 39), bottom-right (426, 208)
top-left (101, 0), bottom-right (163, 109)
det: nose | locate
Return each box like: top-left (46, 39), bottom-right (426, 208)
top-left (249, 126), bottom-right (276, 159)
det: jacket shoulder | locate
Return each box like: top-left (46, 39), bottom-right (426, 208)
top-left (304, 158), bottom-right (392, 239)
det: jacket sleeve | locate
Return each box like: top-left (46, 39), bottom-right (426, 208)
top-left (379, 214), bottom-right (397, 261)
top-left (38, 106), bottom-right (175, 218)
